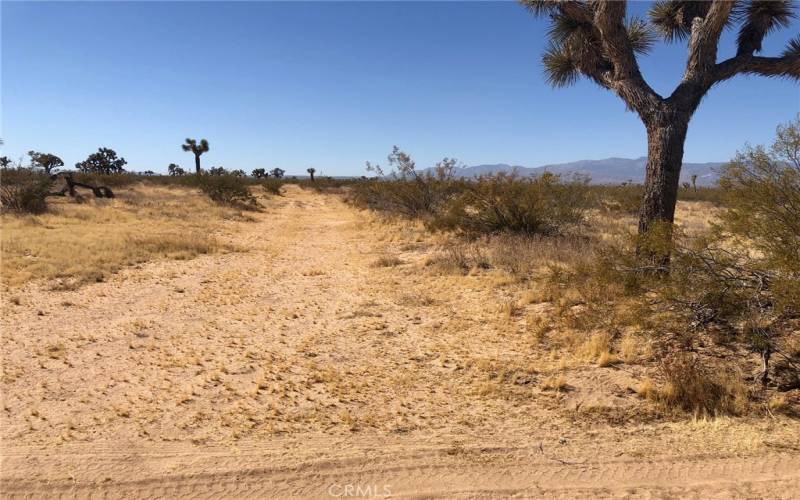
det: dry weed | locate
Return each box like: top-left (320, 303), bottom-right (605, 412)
top-left (1, 184), bottom-right (238, 288)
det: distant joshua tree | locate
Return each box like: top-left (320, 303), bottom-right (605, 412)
top-left (251, 168), bottom-right (268, 178)
top-left (28, 151), bottom-right (64, 174)
top-left (521, 0), bottom-right (800, 253)
top-left (208, 166), bottom-right (227, 176)
top-left (168, 163), bottom-right (186, 176)
top-left (306, 167), bottom-right (316, 181)
top-left (182, 138), bottom-right (209, 174)
top-left (143, 170), bottom-right (155, 176)
top-left (270, 168), bottom-right (285, 179)
top-left (0, 156), bottom-right (11, 169)
top-left (230, 169), bottom-right (246, 177)
top-left (691, 174), bottom-right (698, 191)
top-left (75, 148), bottom-right (127, 174)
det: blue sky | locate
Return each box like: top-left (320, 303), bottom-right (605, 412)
top-left (2, 1), bottom-right (798, 176)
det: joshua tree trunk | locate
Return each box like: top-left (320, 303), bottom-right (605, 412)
top-left (194, 155), bottom-right (201, 174)
top-left (637, 113), bottom-right (690, 237)
top-left (309, 172), bottom-right (315, 181)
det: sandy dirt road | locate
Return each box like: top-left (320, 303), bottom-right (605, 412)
top-left (2, 186), bottom-right (799, 498)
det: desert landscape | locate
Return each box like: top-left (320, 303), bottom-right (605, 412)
top-left (2, 177), bottom-right (799, 498)
top-left (2, 0), bottom-right (800, 498)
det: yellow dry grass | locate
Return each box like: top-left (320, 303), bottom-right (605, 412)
top-left (1, 183), bottom-right (241, 289)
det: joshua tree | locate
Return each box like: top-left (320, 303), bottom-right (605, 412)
top-left (230, 169), bottom-right (246, 177)
top-left (75, 148), bottom-right (127, 174)
top-left (208, 166), bottom-right (227, 176)
top-left (182, 138), bottom-right (209, 174)
top-left (251, 168), bottom-right (268, 178)
top-left (28, 151), bottom-right (64, 174)
top-left (168, 163), bottom-right (186, 176)
top-left (0, 156), bottom-right (11, 168)
top-left (691, 174), bottom-right (698, 191)
top-left (306, 167), bottom-right (316, 181)
top-left (270, 168), bottom-right (285, 179)
top-left (521, 0), bottom-right (800, 250)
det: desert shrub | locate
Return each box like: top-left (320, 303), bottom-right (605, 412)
top-left (262, 178), bottom-right (283, 196)
top-left (592, 184), bottom-right (724, 215)
top-left (425, 242), bottom-right (490, 275)
top-left (350, 177), bottom-right (466, 218)
top-left (196, 174), bottom-right (258, 208)
top-left (352, 148), bottom-right (467, 219)
top-left (371, 255), bottom-right (403, 267)
top-left (718, 116), bottom-right (800, 294)
top-left (677, 185), bottom-right (725, 204)
top-left (659, 353), bottom-right (748, 417)
top-left (489, 232), bottom-right (593, 276)
top-left (429, 172), bottom-right (590, 237)
top-left (593, 184), bottom-right (643, 215)
top-left (0, 168), bottom-right (52, 214)
top-left (298, 176), bottom-right (355, 193)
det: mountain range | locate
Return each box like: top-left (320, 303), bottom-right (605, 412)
top-left (420, 157), bottom-right (725, 186)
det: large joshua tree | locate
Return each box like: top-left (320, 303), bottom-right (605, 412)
top-left (521, 0), bottom-right (799, 246)
top-left (182, 138), bottom-right (210, 174)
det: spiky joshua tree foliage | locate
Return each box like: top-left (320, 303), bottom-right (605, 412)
top-left (182, 138), bottom-right (209, 174)
top-left (28, 151), bottom-right (64, 174)
top-left (521, 0), bottom-right (799, 260)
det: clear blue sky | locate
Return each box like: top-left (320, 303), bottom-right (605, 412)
top-left (2, 1), bottom-right (798, 176)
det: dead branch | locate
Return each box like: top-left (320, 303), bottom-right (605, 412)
top-left (48, 172), bottom-right (115, 199)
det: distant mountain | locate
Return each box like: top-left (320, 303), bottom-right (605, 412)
top-left (420, 157), bottom-right (725, 186)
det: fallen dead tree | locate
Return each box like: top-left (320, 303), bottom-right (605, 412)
top-left (48, 172), bottom-right (115, 199)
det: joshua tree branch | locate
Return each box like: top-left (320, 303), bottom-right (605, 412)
top-left (684, 0), bottom-right (734, 80)
top-left (714, 54), bottom-right (800, 83)
top-left (592, 1), bottom-right (662, 121)
top-left (594, 1), bottom-right (639, 79)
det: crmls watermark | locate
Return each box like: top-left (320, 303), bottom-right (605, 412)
top-left (327, 483), bottom-right (392, 497)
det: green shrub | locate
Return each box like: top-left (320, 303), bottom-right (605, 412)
top-left (590, 184), bottom-right (724, 216)
top-left (195, 174), bottom-right (258, 208)
top-left (350, 177), bottom-right (466, 219)
top-left (297, 176), bottom-right (354, 193)
top-left (593, 184), bottom-right (643, 215)
top-left (352, 148), bottom-right (468, 219)
top-left (718, 116), bottom-right (800, 288)
top-left (677, 185), bottom-right (725, 204)
top-left (0, 168), bottom-right (52, 214)
top-left (429, 172), bottom-right (590, 237)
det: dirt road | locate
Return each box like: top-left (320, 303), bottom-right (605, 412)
top-left (2, 186), bottom-right (799, 498)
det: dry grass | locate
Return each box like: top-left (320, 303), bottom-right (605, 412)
top-left (540, 373), bottom-right (567, 392)
top-left (1, 184), bottom-right (241, 289)
top-left (659, 354), bottom-right (750, 417)
top-left (371, 255), bottom-right (404, 268)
